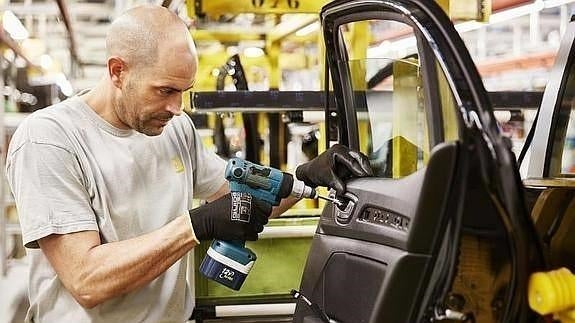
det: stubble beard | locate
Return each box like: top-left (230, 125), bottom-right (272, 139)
top-left (117, 82), bottom-right (163, 137)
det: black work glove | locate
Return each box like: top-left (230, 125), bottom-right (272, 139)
top-left (189, 192), bottom-right (272, 241)
top-left (295, 144), bottom-right (373, 194)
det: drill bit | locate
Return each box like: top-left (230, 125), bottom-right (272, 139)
top-left (317, 194), bottom-right (343, 206)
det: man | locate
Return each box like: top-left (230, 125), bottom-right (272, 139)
top-left (6, 5), bottom-right (372, 323)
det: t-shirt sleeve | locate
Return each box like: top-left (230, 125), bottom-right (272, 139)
top-left (6, 141), bottom-right (98, 249)
top-left (189, 123), bottom-right (227, 200)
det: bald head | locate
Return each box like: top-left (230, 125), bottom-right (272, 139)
top-left (106, 5), bottom-right (195, 71)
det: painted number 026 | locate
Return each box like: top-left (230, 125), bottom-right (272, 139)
top-left (251, 0), bottom-right (300, 9)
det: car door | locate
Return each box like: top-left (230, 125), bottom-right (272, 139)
top-left (524, 17), bottom-right (575, 272)
top-left (293, 1), bottom-right (544, 323)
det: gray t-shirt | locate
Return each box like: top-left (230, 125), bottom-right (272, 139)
top-left (6, 94), bottom-right (227, 322)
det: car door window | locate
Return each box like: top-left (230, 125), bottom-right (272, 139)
top-left (340, 20), bottom-right (459, 179)
top-left (550, 59), bottom-right (575, 175)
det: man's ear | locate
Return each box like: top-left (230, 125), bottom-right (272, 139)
top-left (108, 57), bottom-right (126, 89)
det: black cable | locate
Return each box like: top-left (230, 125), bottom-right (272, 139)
top-left (517, 107), bottom-right (540, 167)
top-left (464, 312), bottom-right (476, 323)
top-left (543, 206), bottom-right (568, 245)
top-left (366, 53), bottom-right (418, 89)
top-left (291, 289), bottom-right (331, 323)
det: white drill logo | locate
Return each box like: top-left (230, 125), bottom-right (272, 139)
top-left (219, 268), bottom-right (235, 282)
top-left (231, 192), bottom-right (252, 223)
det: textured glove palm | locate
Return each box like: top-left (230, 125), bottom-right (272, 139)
top-left (296, 144), bottom-right (373, 194)
top-left (189, 192), bottom-right (272, 241)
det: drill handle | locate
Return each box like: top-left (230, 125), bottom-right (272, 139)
top-left (225, 239), bottom-right (245, 247)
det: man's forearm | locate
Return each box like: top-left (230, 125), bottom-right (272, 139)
top-left (270, 196), bottom-right (300, 218)
top-left (40, 215), bottom-right (197, 308)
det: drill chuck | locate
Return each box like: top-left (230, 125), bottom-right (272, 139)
top-left (291, 178), bottom-right (317, 199)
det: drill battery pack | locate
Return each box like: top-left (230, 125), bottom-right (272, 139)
top-left (199, 240), bottom-right (257, 290)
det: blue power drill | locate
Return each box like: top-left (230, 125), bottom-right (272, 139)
top-left (199, 158), bottom-right (337, 290)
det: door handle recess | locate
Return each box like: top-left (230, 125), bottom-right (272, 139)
top-left (332, 191), bottom-right (358, 224)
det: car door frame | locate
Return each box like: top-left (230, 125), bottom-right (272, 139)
top-left (318, 0), bottom-right (544, 322)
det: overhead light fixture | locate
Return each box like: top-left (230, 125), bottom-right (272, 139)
top-left (454, 20), bottom-right (485, 33)
top-left (367, 0), bottom-right (575, 59)
top-left (542, 0), bottom-right (575, 8)
top-left (243, 47), bottom-right (265, 58)
top-left (226, 46), bottom-right (239, 57)
top-left (55, 73), bottom-right (73, 97)
top-left (296, 21), bottom-right (320, 37)
top-left (3, 10), bottom-right (29, 40)
top-left (367, 34), bottom-right (419, 58)
top-left (40, 54), bottom-right (53, 70)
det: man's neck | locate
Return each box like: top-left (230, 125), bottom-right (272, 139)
top-left (81, 80), bottom-right (129, 130)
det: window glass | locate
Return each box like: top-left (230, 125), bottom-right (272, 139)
top-left (551, 60), bottom-right (575, 176)
top-left (339, 20), bottom-right (459, 179)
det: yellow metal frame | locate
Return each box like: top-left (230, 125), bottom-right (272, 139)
top-left (436, 0), bottom-right (491, 22)
top-left (189, 0), bottom-right (331, 17)
top-left (392, 58), bottom-right (424, 178)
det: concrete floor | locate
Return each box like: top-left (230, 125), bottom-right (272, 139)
top-left (0, 257), bottom-right (28, 323)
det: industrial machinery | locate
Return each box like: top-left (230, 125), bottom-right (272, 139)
top-left (212, 54), bottom-right (262, 163)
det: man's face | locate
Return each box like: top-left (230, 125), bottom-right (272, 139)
top-left (115, 47), bottom-right (196, 136)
